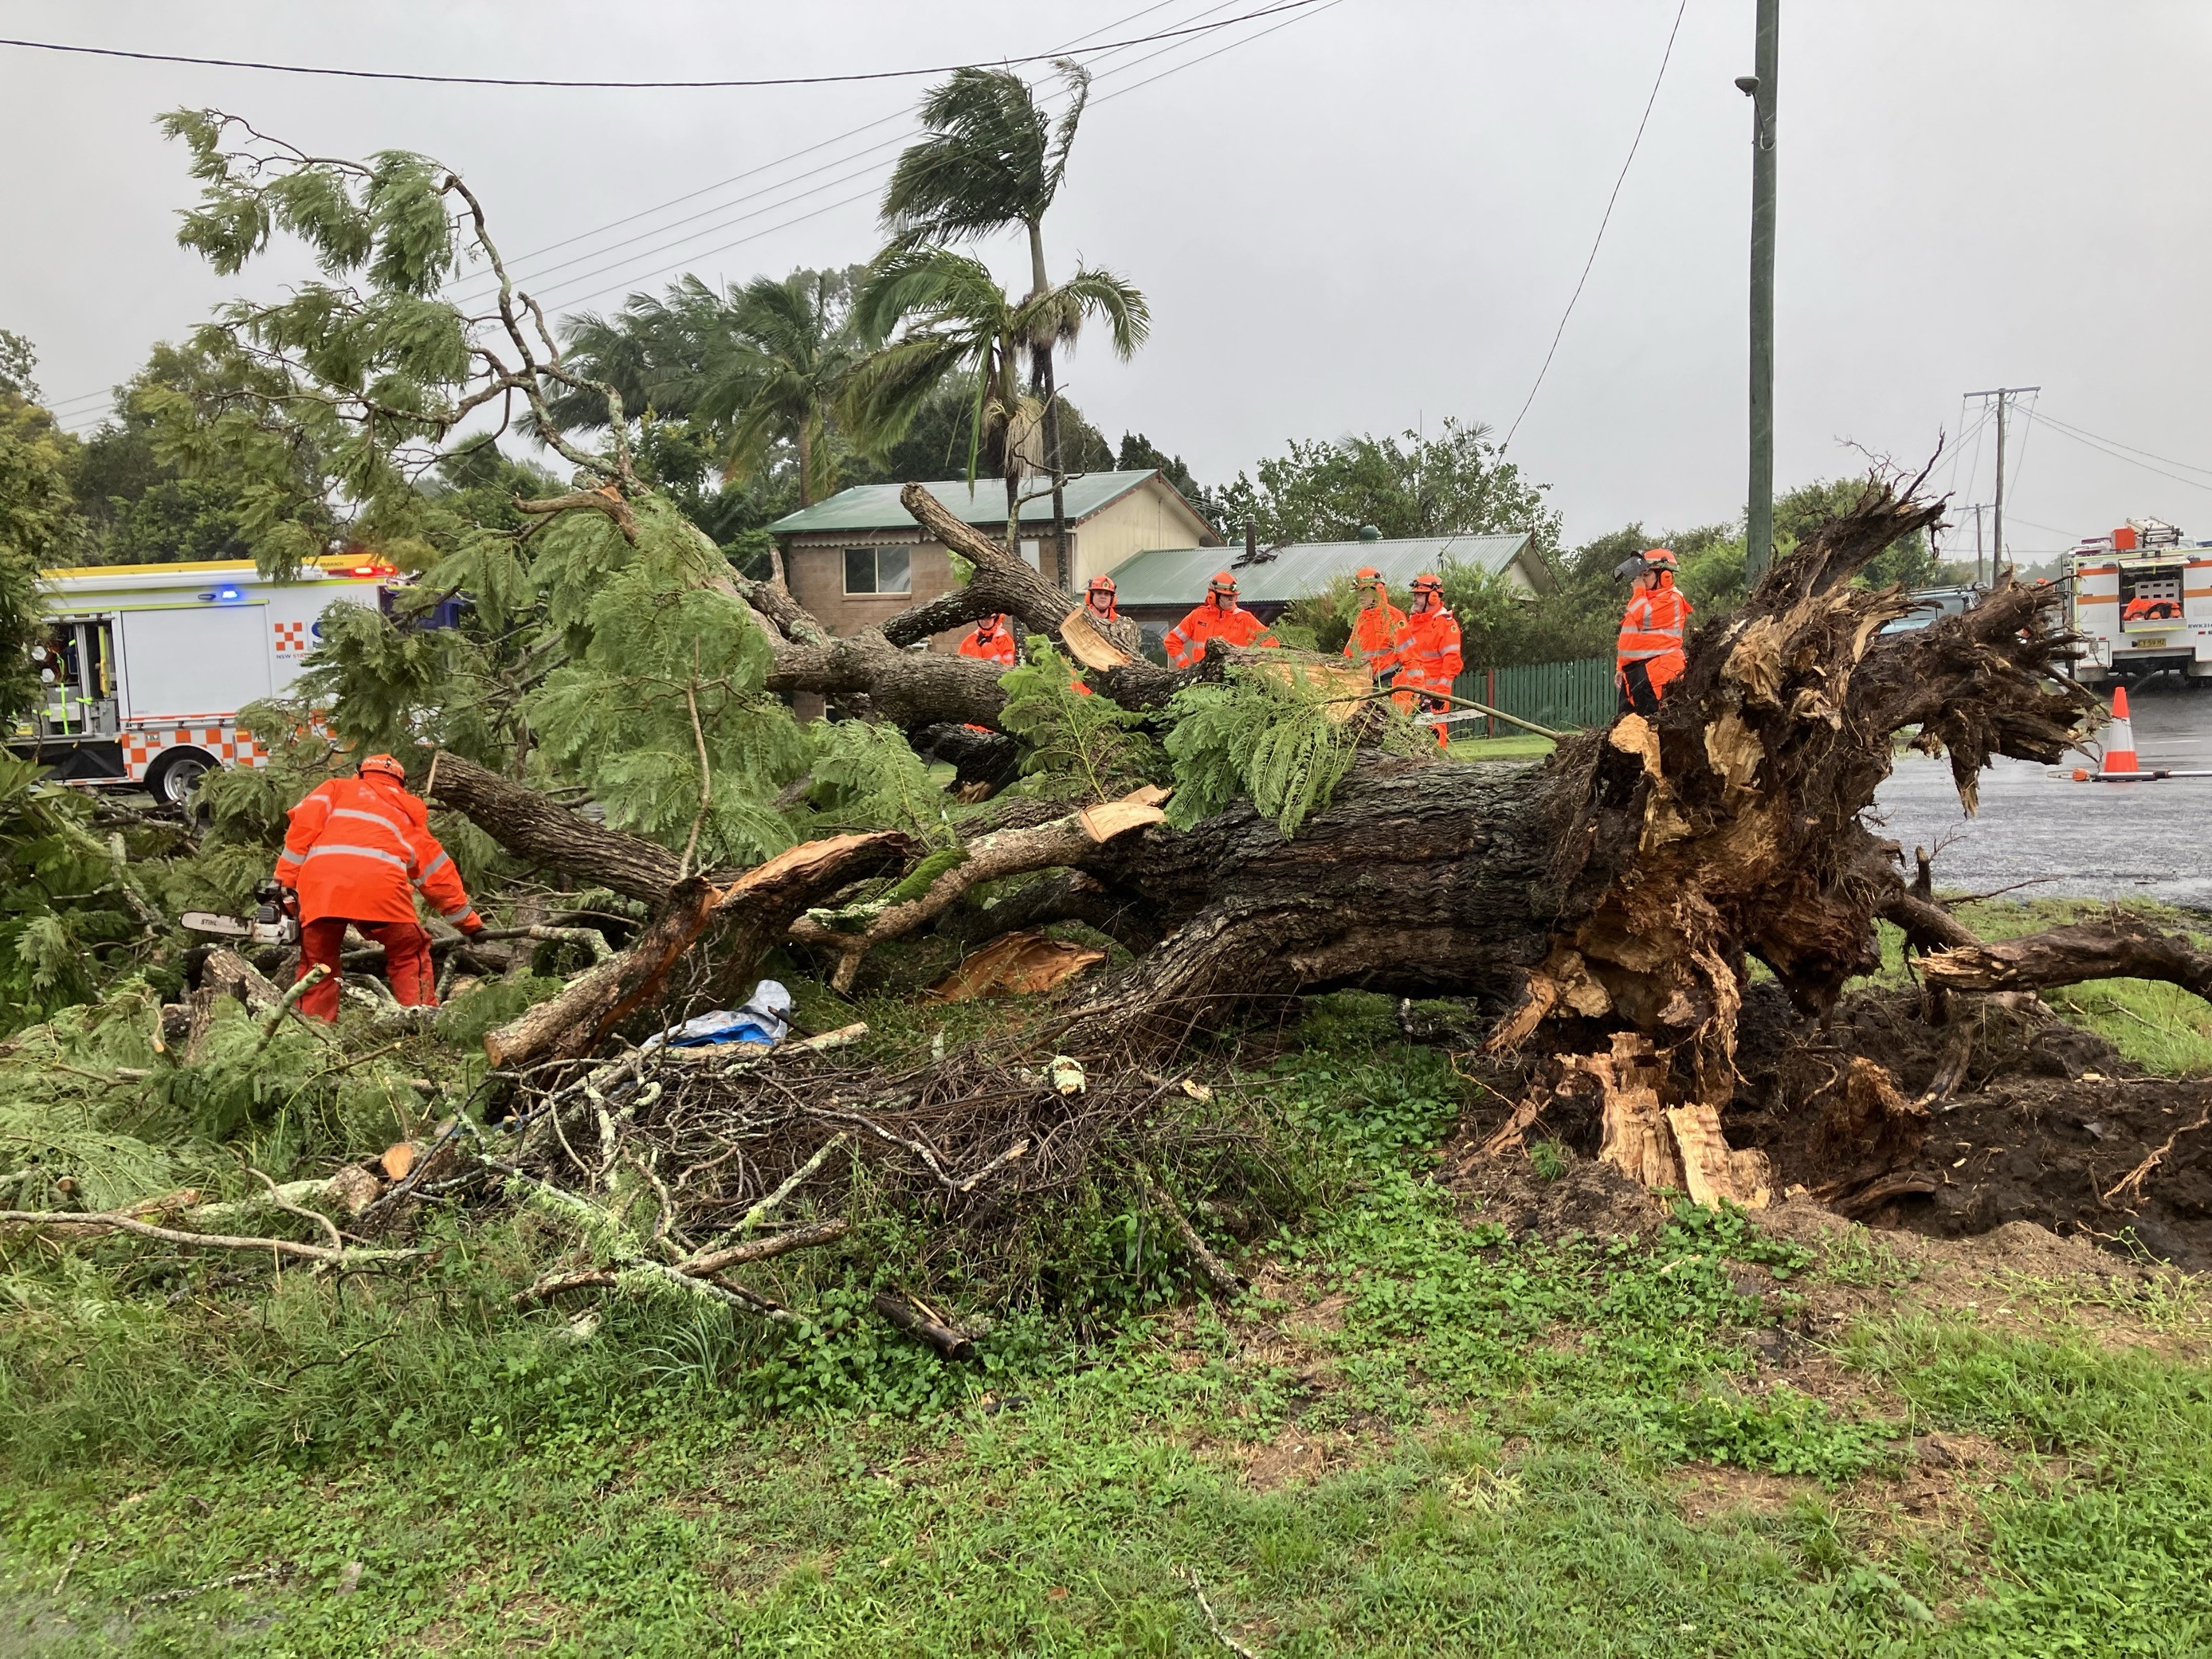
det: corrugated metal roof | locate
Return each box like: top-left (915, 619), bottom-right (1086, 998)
top-left (1104, 531), bottom-right (1543, 608)
top-left (768, 470), bottom-right (1205, 538)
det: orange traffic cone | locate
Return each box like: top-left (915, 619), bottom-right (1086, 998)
top-left (2099, 684), bottom-right (2141, 779)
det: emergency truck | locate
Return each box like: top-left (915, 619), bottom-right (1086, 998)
top-left (2065, 519), bottom-right (2212, 688)
top-left (9, 555), bottom-right (393, 804)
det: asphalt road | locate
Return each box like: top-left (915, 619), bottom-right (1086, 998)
top-left (1873, 683), bottom-right (2212, 908)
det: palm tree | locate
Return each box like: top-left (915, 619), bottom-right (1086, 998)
top-left (557, 269), bottom-right (873, 508)
top-left (880, 61), bottom-right (1121, 588)
top-left (692, 269), bottom-right (866, 508)
top-left (850, 247), bottom-right (1147, 557)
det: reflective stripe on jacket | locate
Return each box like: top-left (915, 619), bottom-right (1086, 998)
top-left (958, 623), bottom-right (1018, 666)
top-left (1163, 598), bottom-right (1274, 668)
top-left (1617, 578), bottom-right (1693, 667)
top-left (1390, 604), bottom-right (1463, 695)
top-left (1343, 601), bottom-right (1408, 671)
top-left (274, 774), bottom-right (480, 929)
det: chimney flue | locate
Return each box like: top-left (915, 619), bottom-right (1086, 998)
top-left (1245, 519), bottom-right (1257, 559)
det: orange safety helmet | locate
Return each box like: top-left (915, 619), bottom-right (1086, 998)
top-left (1641, 547), bottom-right (1679, 573)
top-left (1207, 570), bottom-right (1238, 597)
top-left (1353, 565), bottom-right (1383, 586)
top-left (357, 753), bottom-right (407, 781)
top-left (1087, 574), bottom-right (1117, 595)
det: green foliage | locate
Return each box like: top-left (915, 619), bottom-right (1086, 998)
top-left (530, 501), bottom-right (806, 865)
top-left (0, 756), bottom-right (151, 1032)
top-left (995, 642), bottom-right (1163, 800)
top-left (0, 986), bottom-right (175, 1210)
top-left (1165, 664), bottom-right (1420, 837)
top-left (1212, 417), bottom-right (1560, 555)
top-left (0, 395), bottom-right (86, 721)
top-left (802, 717), bottom-right (951, 844)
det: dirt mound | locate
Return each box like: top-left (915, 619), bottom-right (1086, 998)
top-left (1732, 984), bottom-right (2212, 1271)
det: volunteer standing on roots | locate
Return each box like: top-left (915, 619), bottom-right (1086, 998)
top-left (1390, 572), bottom-right (1463, 747)
top-left (1615, 547), bottom-right (1692, 716)
top-left (1163, 570), bottom-right (1277, 668)
top-left (1342, 566), bottom-right (1406, 677)
top-left (273, 754), bottom-right (484, 1023)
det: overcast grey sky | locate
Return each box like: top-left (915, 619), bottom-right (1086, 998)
top-left (5, 1), bottom-right (2210, 555)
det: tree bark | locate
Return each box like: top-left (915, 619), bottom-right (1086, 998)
top-left (430, 751), bottom-right (684, 903)
top-left (1923, 916), bottom-right (2212, 1003)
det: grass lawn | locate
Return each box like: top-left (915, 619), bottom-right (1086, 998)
top-left (4, 1000), bottom-right (2209, 1654)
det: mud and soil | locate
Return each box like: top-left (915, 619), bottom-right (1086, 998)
top-left (1453, 982), bottom-right (2212, 1270)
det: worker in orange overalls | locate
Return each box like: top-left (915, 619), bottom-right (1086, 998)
top-left (1616, 547), bottom-right (1693, 716)
top-left (1163, 571), bottom-right (1277, 668)
top-left (274, 754), bottom-right (484, 1022)
top-left (1388, 572), bottom-right (1462, 747)
top-left (1342, 565), bottom-right (1406, 680)
top-left (957, 614), bottom-right (1018, 668)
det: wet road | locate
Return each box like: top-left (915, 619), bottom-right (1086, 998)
top-left (1873, 684), bottom-right (2212, 908)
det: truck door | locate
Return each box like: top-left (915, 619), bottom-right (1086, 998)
top-left (117, 604), bottom-right (273, 721)
top-left (27, 618), bottom-right (120, 738)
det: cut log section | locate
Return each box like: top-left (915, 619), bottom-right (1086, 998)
top-left (484, 831), bottom-right (911, 1069)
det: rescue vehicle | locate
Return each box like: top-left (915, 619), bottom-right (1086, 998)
top-left (9, 555), bottom-right (393, 804)
top-left (2065, 518), bottom-right (2212, 687)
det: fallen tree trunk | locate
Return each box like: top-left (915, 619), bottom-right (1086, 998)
top-left (441, 476), bottom-right (2092, 1202)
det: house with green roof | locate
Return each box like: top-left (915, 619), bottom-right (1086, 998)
top-left (767, 470), bottom-right (1220, 645)
top-left (1104, 527), bottom-right (1554, 653)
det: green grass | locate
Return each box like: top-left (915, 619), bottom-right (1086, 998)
top-left (3, 995), bottom-right (2210, 1653)
top-left (1877, 897), bottom-right (2212, 1076)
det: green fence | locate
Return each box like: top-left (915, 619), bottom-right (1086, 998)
top-left (1452, 656), bottom-right (1615, 734)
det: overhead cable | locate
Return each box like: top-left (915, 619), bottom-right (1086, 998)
top-left (0, 3), bottom-right (1322, 90)
top-left (1500, 0), bottom-right (1689, 455)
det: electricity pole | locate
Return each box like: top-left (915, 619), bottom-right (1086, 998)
top-left (1965, 386), bottom-right (2038, 580)
top-left (1740, 0), bottom-right (1780, 576)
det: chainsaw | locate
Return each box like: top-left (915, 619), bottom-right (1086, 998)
top-left (182, 881), bottom-right (300, 947)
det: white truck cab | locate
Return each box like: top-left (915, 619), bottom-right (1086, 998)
top-left (2065, 518), bottom-right (2212, 687)
top-left (10, 555), bottom-right (391, 803)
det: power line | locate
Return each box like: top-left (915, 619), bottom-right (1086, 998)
top-left (2034, 412), bottom-right (2212, 484)
top-left (520, 0), bottom-right (1342, 313)
top-left (465, 0), bottom-right (1235, 293)
top-left (0, 3), bottom-right (1323, 89)
top-left (42, 0), bottom-right (1289, 418)
top-left (45, 0), bottom-right (1345, 426)
top-left (1500, 0), bottom-right (1688, 454)
top-left (446, 0), bottom-right (1261, 306)
top-left (2034, 418), bottom-right (2212, 497)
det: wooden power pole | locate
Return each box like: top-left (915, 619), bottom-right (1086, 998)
top-left (1740, 0), bottom-right (1780, 576)
top-left (1966, 386), bottom-right (2038, 579)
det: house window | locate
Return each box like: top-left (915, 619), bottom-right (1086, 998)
top-left (843, 547), bottom-right (911, 595)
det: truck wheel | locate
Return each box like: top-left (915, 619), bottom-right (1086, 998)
top-left (144, 747), bottom-right (216, 810)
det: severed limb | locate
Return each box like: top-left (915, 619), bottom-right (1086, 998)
top-left (1922, 916), bottom-right (2212, 1004)
top-left (786, 789), bottom-right (1168, 992)
top-left (484, 831), bottom-right (911, 1070)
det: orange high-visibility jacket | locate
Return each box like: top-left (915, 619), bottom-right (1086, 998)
top-left (274, 774), bottom-right (480, 929)
top-left (1163, 598), bottom-right (1273, 668)
top-left (1343, 600), bottom-right (1408, 673)
top-left (1390, 603), bottom-right (1463, 696)
top-left (958, 621), bottom-right (1018, 666)
top-left (1617, 576), bottom-right (1693, 681)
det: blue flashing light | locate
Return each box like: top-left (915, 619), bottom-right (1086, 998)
top-left (216, 586), bottom-right (241, 601)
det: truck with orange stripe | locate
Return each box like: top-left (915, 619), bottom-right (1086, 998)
top-left (8, 555), bottom-right (393, 805)
top-left (2065, 518), bottom-right (2212, 687)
